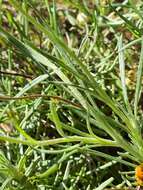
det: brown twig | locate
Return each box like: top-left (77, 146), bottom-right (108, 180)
top-left (0, 94), bottom-right (82, 108)
top-left (0, 70), bottom-right (33, 79)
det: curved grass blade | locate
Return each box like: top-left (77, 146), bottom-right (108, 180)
top-left (50, 100), bottom-right (65, 137)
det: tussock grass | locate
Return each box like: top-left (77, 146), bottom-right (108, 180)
top-left (0, 0), bottom-right (143, 189)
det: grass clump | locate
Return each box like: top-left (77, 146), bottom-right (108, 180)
top-left (0, 0), bottom-right (143, 189)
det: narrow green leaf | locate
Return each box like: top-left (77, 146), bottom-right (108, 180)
top-left (134, 36), bottom-right (143, 117)
top-left (118, 35), bottom-right (131, 112)
top-left (94, 177), bottom-right (114, 190)
top-left (50, 101), bottom-right (65, 137)
top-left (15, 74), bottom-right (49, 98)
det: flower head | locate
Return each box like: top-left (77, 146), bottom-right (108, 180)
top-left (135, 164), bottom-right (143, 186)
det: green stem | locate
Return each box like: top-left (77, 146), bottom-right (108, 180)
top-left (0, 135), bottom-right (117, 147)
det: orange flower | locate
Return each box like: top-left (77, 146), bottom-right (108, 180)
top-left (135, 164), bottom-right (143, 186)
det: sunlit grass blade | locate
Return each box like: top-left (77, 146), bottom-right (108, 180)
top-left (134, 37), bottom-right (143, 117)
top-left (94, 177), bottom-right (114, 190)
top-left (118, 35), bottom-right (131, 113)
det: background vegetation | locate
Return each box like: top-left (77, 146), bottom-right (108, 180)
top-left (0, 0), bottom-right (143, 189)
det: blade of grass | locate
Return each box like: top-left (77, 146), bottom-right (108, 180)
top-left (50, 100), bottom-right (65, 137)
top-left (0, 135), bottom-right (117, 147)
top-left (83, 148), bottom-right (137, 166)
top-left (94, 177), bottom-right (114, 190)
top-left (134, 36), bottom-right (143, 117)
top-left (118, 35), bottom-right (131, 113)
top-left (109, 1), bottom-right (142, 37)
top-left (119, 37), bottom-right (142, 52)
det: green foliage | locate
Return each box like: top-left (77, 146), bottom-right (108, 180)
top-left (0, 0), bottom-right (143, 189)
